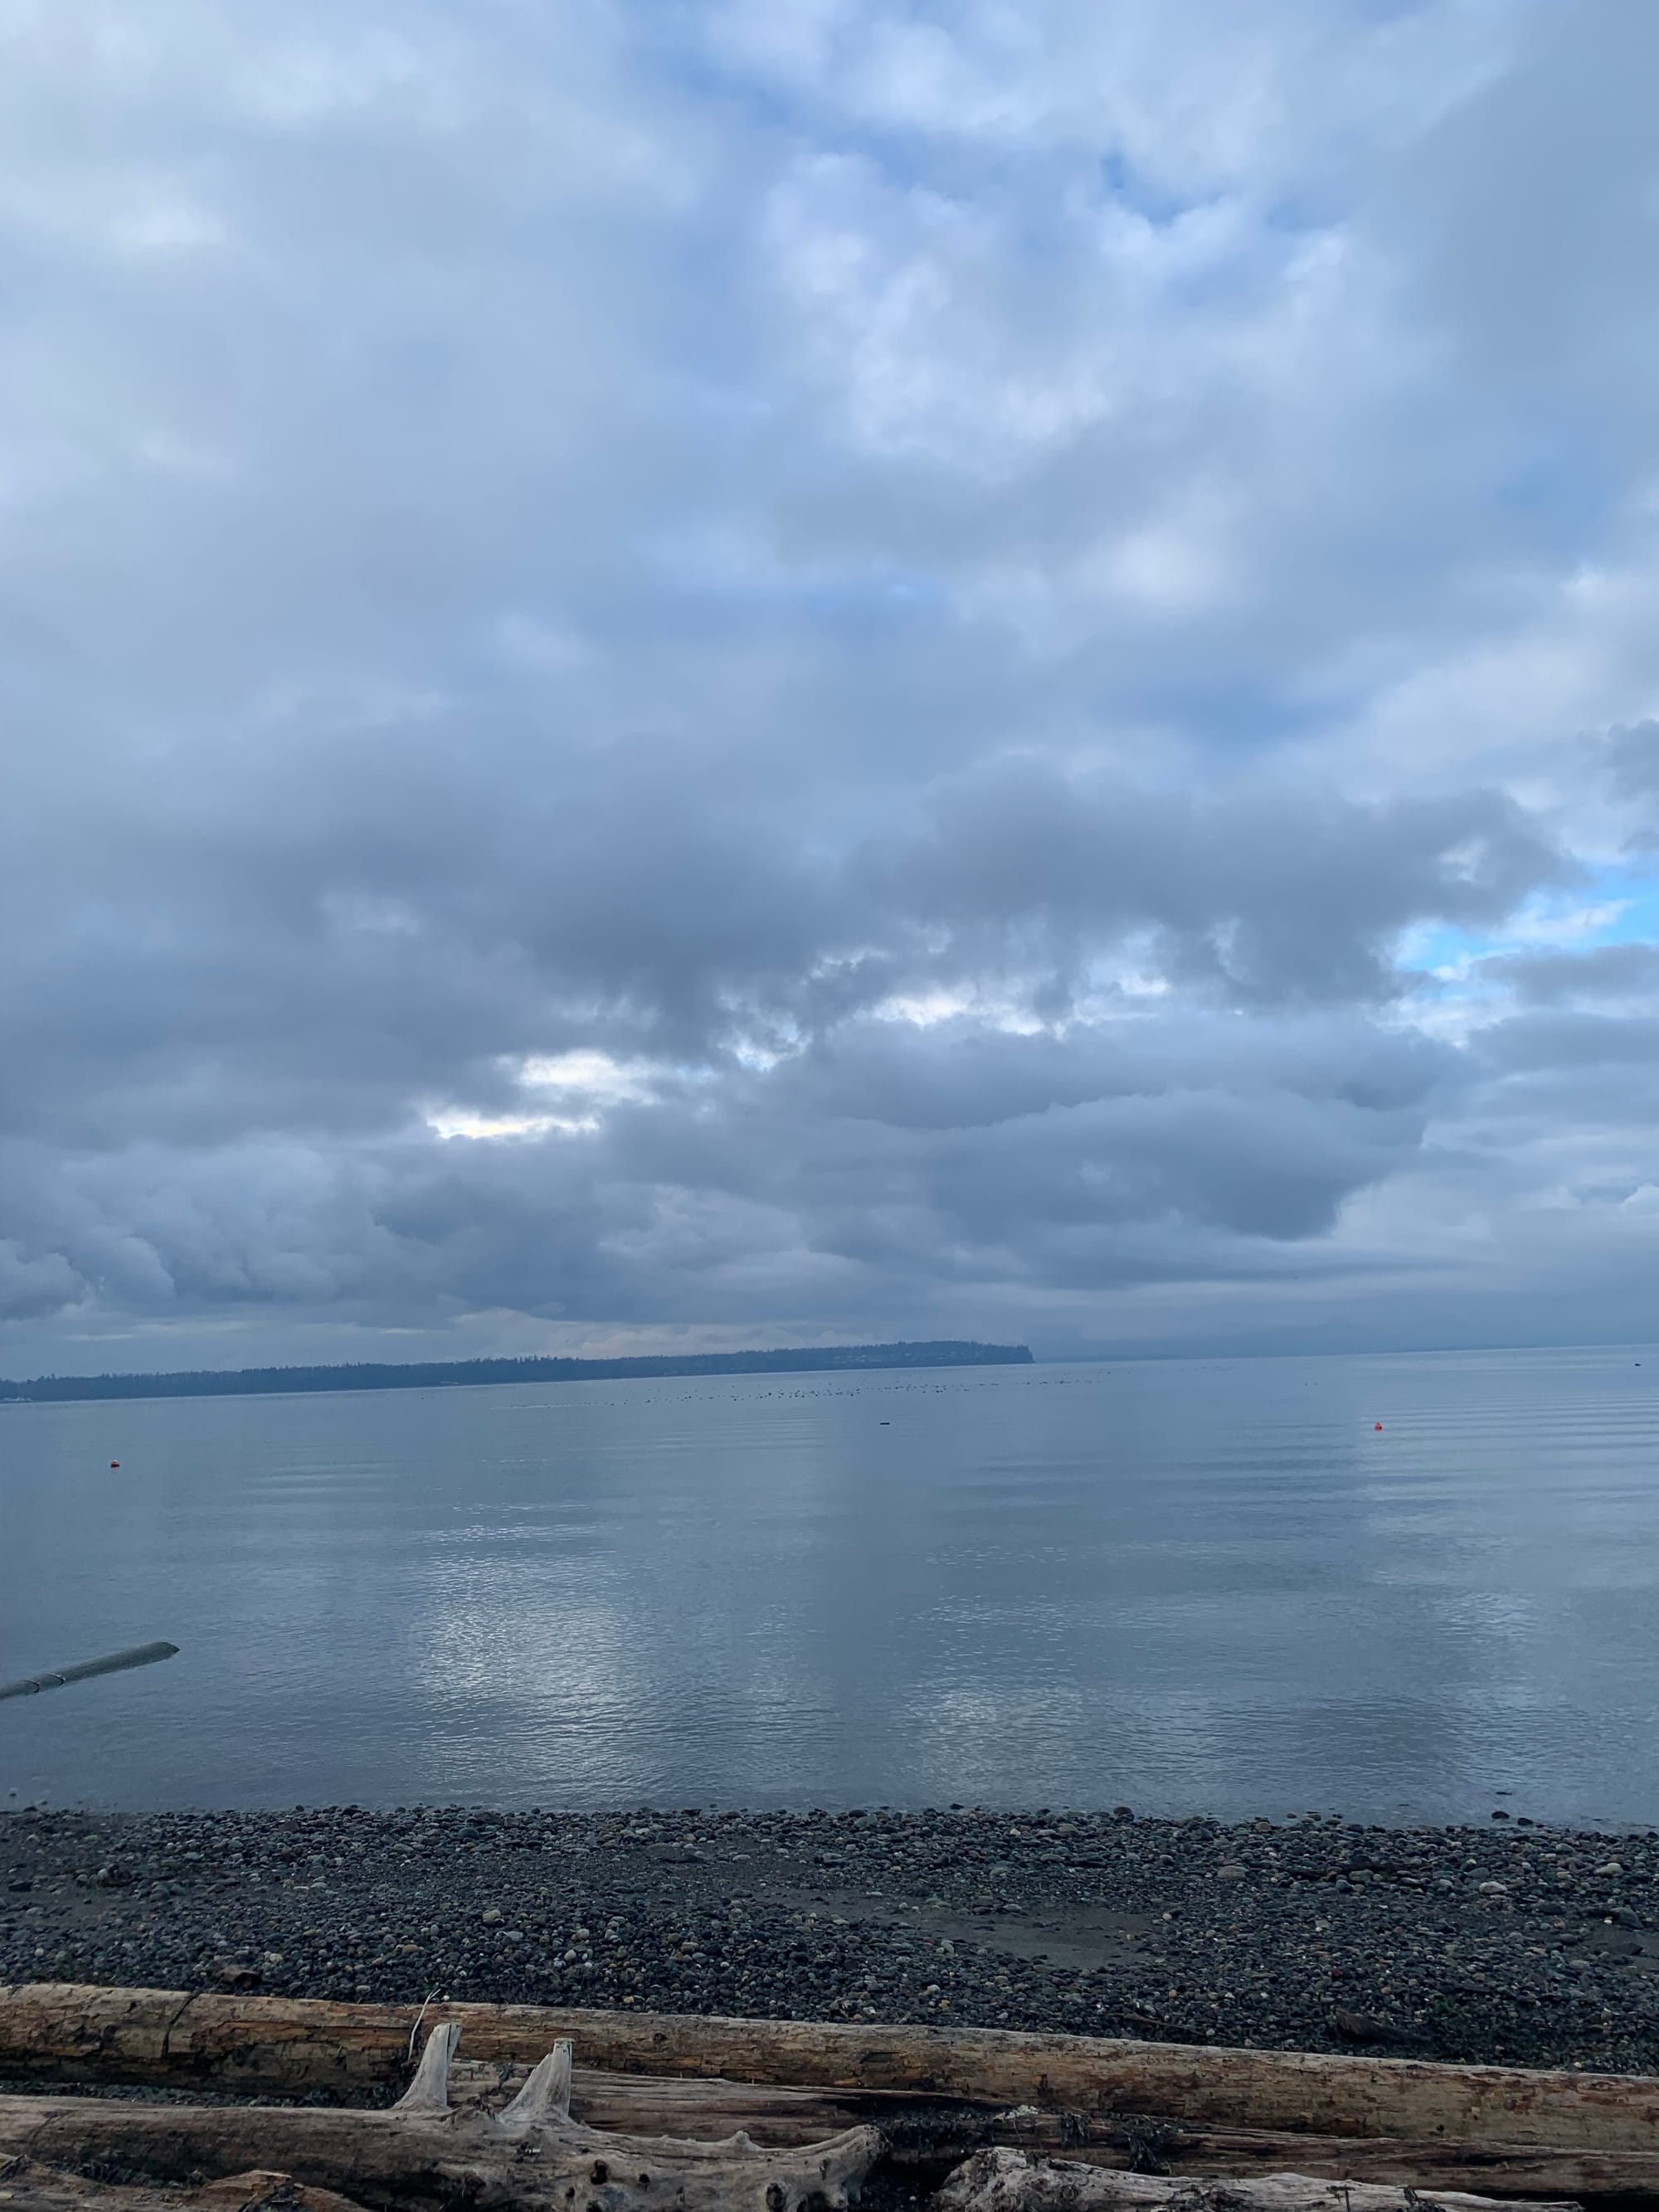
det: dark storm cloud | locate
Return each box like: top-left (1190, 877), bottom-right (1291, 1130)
top-left (2, 717), bottom-right (1524, 1330)
top-left (4, 1), bottom-right (1659, 1367)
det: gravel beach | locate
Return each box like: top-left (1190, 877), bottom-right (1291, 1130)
top-left (4, 1806), bottom-right (1656, 2073)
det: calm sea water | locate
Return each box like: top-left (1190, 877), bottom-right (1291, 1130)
top-left (3, 1349), bottom-right (1659, 1825)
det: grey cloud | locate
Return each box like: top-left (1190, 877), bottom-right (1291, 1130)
top-left (1477, 1013), bottom-right (1659, 1077)
top-left (3, 2), bottom-right (1659, 1369)
top-left (863, 766), bottom-right (1563, 1009)
top-left (2, 727), bottom-right (1552, 1147)
top-left (772, 1010), bottom-right (1448, 1133)
top-left (1608, 722), bottom-right (1659, 802)
top-left (1482, 941), bottom-right (1659, 1006)
top-left (1386, 1), bottom-right (1659, 422)
top-left (0, 981), bottom-right (1463, 1338)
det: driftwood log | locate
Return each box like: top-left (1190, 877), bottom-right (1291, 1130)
top-left (935, 2151), bottom-right (1583, 2212)
top-left (0, 2163), bottom-right (367, 2212)
top-left (441, 2059), bottom-right (1659, 2196)
top-left (0, 2152), bottom-right (1589, 2212)
top-left (4, 1986), bottom-right (1659, 2202)
top-left (4, 1984), bottom-right (1659, 2154)
top-left (2, 2085), bottom-right (1657, 2200)
top-left (0, 2023), bottom-right (883, 2212)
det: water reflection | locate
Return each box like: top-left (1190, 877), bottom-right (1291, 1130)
top-left (2, 1348), bottom-right (1657, 1821)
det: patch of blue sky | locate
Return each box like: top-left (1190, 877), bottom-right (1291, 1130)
top-left (1353, 0), bottom-right (1447, 20)
top-left (1097, 149), bottom-right (1218, 231)
top-left (644, 521), bottom-right (955, 624)
top-left (630, 8), bottom-right (1014, 203)
top-left (467, 557), bottom-right (955, 705)
top-left (1404, 864), bottom-right (1659, 982)
top-left (1258, 192), bottom-right (1342, 236)
top-left (1492, 430), bottom-right (1621, 552)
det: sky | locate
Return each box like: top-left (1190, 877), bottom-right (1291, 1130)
top-left (5, 0), bottom-right (1659, 1375)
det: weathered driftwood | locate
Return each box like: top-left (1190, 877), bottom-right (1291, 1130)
top-left (974, 2117), bottom-right (1659, 2200)
top-left (0, 1643), bottom-right (178, 1705)
top-left (935, 2148), bottom-right (1584, 2212)
top-left (0, 2022), bottom-right (883, 2212)
top-left (0, 2162), bottom-right (365, 2212)
top-left (450, 2051), bottom-right (980, 2137)
top-left (0, 2021), bottom-right (1654, 2206)
top-left (0, 2151), bottom-right (1587, 2212)
top-left (446, 2059), bottom-right (1659, 2195)
top-left (4, 1984), bottom-right (1659, 2156)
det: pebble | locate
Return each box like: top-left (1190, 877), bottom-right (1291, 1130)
top-left (3, 1804), bottom-right (1657, 2070)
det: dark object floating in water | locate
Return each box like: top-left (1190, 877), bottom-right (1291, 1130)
top-left (0, 1640), bottom-right (179, 1703)
top-left (109, 1460), bottom-right (119, 1468)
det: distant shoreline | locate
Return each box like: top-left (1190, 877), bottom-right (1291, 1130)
top-left (0, 1338), bottom-right (1033, 1407)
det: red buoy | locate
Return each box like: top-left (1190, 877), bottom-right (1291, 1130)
top-left (1373, 1422), bottom-right (1382, 1432)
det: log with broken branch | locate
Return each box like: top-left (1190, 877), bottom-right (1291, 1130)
top-left (0, 2020), bottom-right (883, 2212)
top-left (6, 1985), bottom-right (1659, 2203)
top-left (441, 2059), bottom-right (1659, 2197)
top-left (0, 2043), bottom-right (1614, 2212)
top-left (4, 1983), bottom-right (1659, 2155)
top-left (3, 2078), bottom-right (1658, 2200)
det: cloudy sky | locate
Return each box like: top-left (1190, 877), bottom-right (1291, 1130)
top-left (4, 0), bottom-right (1659, 1375)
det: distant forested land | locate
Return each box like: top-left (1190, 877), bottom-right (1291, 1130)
top-left (0, 1339), bottom-right (1033, 1405)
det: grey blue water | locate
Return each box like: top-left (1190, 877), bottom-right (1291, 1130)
top-left (3, 1348), bottom-right (1658, 1825)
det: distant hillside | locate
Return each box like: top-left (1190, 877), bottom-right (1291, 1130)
top-left (0, 1339), bottom-right (1034, 1405)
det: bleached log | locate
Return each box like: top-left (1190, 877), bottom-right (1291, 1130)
top-left (3, 2082), bottom-right (1657, 2202)
top-left (936, 2148), bottom-right (1585, 2211)
top-left (440, 2060), bottom-right (1659, 2195)
top-left (0, 2028), bottom-right (883, 2212)
top-left (390, 2019), bottom-right (459, 2115)
top-left (10, 1983), bottom-right (1659, 2200)
top-left (496, 2042), bottom-right (572, 2133)
top-left (5, 1983), bottom-right (1659, 2158)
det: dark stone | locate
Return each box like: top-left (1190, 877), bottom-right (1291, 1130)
top-left (1330, 2009), bottom-right (1412, 2046)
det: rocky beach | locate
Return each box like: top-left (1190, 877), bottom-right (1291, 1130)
top-left (3, 1804), bottom-right (1655, 2073)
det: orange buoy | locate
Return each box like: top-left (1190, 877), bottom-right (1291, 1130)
top-left (1373, 1422), bottom-right (1382, 1432)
